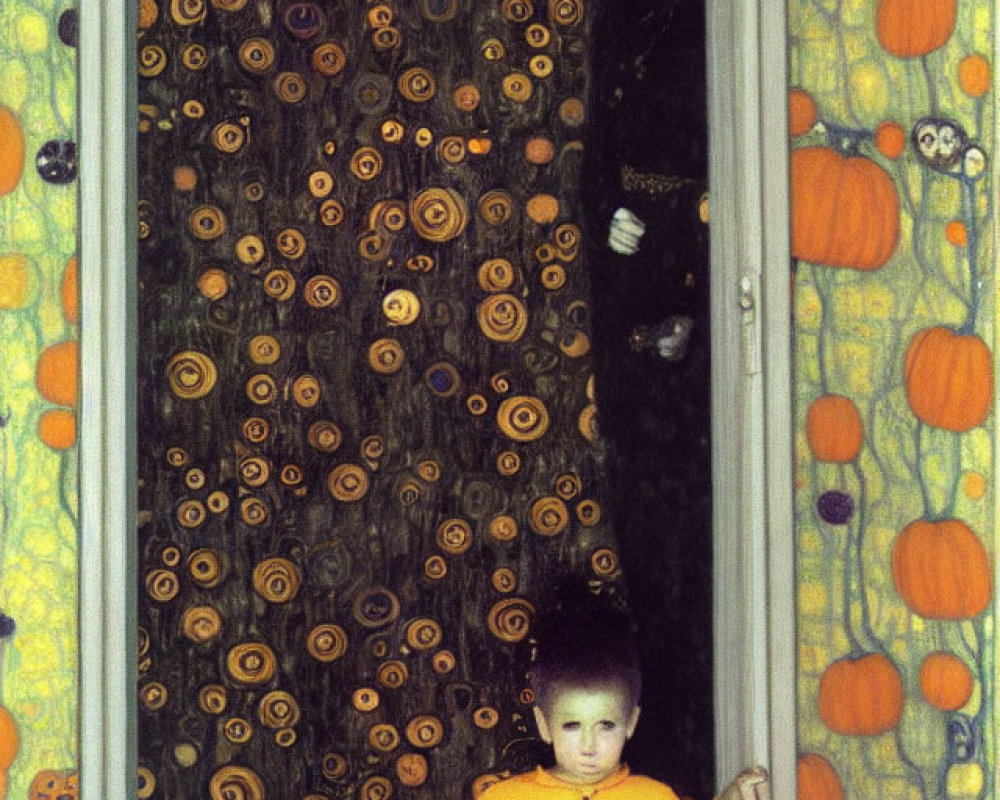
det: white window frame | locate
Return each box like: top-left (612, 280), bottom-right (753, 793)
top-left (77, 0), bottom-right (796, 796)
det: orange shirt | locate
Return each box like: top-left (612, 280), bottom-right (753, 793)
top-left (480, 766), bottom-right (681, 800)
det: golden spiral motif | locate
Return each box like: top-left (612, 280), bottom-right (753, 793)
top-left (182, 605), bottom-right (222, 644)
top-left (555, 473), bottom-right (582, 500)
top-left (358, 231), bottom-right (389, 262)
top-left (405, 715), bottom-right (445, 748)
top-left (398, 67), bottom-right (436, 102)
top-left (238, 37), bottom-right (275, 73)
top-left (377, 660), bottom-right (409, 689)
top-left (209, 765), bottom-right (263, 800)
top-left (474, 706), bottom-right (500, 729)
top-left (477, 259), bottom-right (516, 291)
top-left (239, 456), bottom-right (270, 487)
top-left (308, 170), bottom-right (334, 198)
top-left (369, 723), bottom-right (401, 752)
top-left (242, 417), bottom-right (270, 444)
top-left (180, 467), bottom-right (205, 492)
top-left (303, 275), bottom-right (342, 309)
top-left (162, 545), bottom-right (181, 567)
top-left (253, 558), bottom-right (302, 603)
top-left (226, 642), bottom-right (277, 685)
top-left (560, 331), bottom-right (590, 357)
top-left (372, 26), bottom-right (402, 50)
top-left (353, 585), bottom-right (401, 628)
top-left (501, 0), bottom-right (533, 21)
top-left (327, 463), bottom-right (370, 501)
top-left (211, 121), bottom-right (244, 154)
top-left (197, 268), bottom-right (228, 299)
top-left (554, 222), bottom-right (581, 259)
top-left (481, 38), bottom-right (505, 60)
top-left (367, 635), bottom-right (390, 659)
top-left (276, 227), bottom-right (307, 259)
top-left (352, 688), bottom-right (381, 712)
top-left (247, 334), bottom-right (280, 365)
top-left (406, 254), bottom-right (435, 273)
top-left (292, 374), bottom-right (321, 408)
top-left (258, 690), bottom-right (300, 729)
top-left (322, 753), bottom-right (348, 779)
top-left (166, 350), bottom-right (217, 399)
top-left (182, 100), bottom-right (205, 119)
top-left (432, 650), bottom-right (456, 674)
top-left (424, 555), bottom-right (447, 580)
top-left (467, 394), bottom-right (488, 416)
top-left (496, 451), bottom-right (521, 476)
top-left (207, 490), bottom-right (230, 513)
top-left (591, 547), bottom-right (619, 577)
top-left (350, 147), bottom-right (384, 181)
top-left (140, 681), bottom-right (168, 711)
top-left (361, 776), bottom-right (394, 800)
top-left (245, 373), bottom-right (278, 405)
top-left (368, 4), bottom-right (394, 26)
top-left (244, 180), bottom-right (266, 202)
top-left (497, 396), bottom-right (550, 441)
top-left (188, 205), bottom-right (227, 240)
top-left (171, 0), bottom-right (206, 24)
top-left (275, 728), bottom-right (297, 747)
top-left (576, 498), bottom-right (602, 526)
top-left (239, 496), bottom-right (269, 526)
top-left (138, 45), bottom-right (167, 77)
top-left (368, 338), bottom-right (406, 375)
top-left (381, 118), bottom-right (405, 143)
top-left (222, 718), bottom-right (251, 744)
top-left (306, 623), bottom-right (348, 662)
top-left (312, 42), bottom-right (347, 77)
top-left (487, 597), bottom-right (535, 643)
top-left (235, 233), bottom-right (266, 266)
top-left (308, 420), bottom-right (343, 453)
top-left (530, 496), bottom-right (570, 536)
top-left (398, 478), bottom-right (422, 506)
top-left (478, 189), bottom-right (514, 226)
top-left (501, 73), bottom-right (533, 102)
top-left (273, 71), bottom-right (308, 103)
top-left (409, 188), bottom-right (468, 242)
top-left (417, 460), bottom-right (442, 482)
top-left (198, 684), bottom-right (227, 716)
top-left (319, 198), bottom-right (345, 226)
top-left (578, 403), bottom-right (598, 441)
top-left (146, 569), bottom-right (179, 602)
top-left (535, 242), bottom-right (557, 263)
top-left (550, 0), bottom-right (583, 25)
top-left (263, 269), bottom-right (296, 301)
top-left (541, 264), bottom-right (566, 290)
top-left (489, 514), bottom-right (518, 542)
top-left (188, 548), bottom-right (223, 588)
top-left (176, 499), bottom-right (207, 528)
top-left (405, 618), bottom-right (443, 650)
top-left (492, 567), bottom-right (517, 593)
top-left (382, 290), bottom-right (421, 326)
top-left (525, 23), bottom-right (551, 47)
top-left (396, 753), bottom-right (429, 787)
top-left (436, 136), bottom-right (467, 166)
top-left (361, 435), bottom-right (386, 464)
top-left (530, 55), bottom-right (554, 78)
top-left (477, 294), bottom-right (528, 342)
top-left (436, 518), bottom-right (472, 554)
top-left (279, 464), bottom-right (303, 488)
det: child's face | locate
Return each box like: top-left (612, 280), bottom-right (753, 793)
top-left (533, 683), bottom-right (640, 785)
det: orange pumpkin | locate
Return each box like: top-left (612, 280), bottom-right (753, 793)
top-left (788, 88), bottom-right (817, 137)
top-left (904, 326), bottom-right (993, 432)
top-left (0, 107), bottom-right (24, 197)
top-left (791, 147), bottom-right (900, 270)
top-left (892, 518), bottom-right (992, 620)
top-left (805, 394), bottom-right (863, 462)
top-left (919, 651), bottom-right (974, 711)
top-left (797, 753), bottom-right (844, 800)
top-left (876, 0), bottom-right (956, 58)
top-left (818, 653), bottom-right (903, 736)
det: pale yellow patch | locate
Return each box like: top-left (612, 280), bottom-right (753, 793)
top-left (0, 61), bottom-right (29, 111)
top-left (798, 582), bottom-right (828, 617)
top-left (849, 61), bottom-right (888, 121)
top-left (0, 254), bottom-right (30, 309)
top-left (946, 762), bottom-right (985, 799)
top-left (16, 11), bottom-right (49, 54)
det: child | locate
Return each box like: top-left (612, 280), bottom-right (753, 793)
top-left (481, 595), bottom-right (681, 799)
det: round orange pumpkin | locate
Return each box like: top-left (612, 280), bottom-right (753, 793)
top-left (797, 753), bottom-right (844, 800)
top-left (919, 651), bottom-right (974, 711)
top-left (904, 326), bottom-right (993, 432)
top-left (892, 518), bottom-right (992, 620)
top-left (818, 653), bottom-right (903, 736)
top-left (791, 147), bottom-right (900, 270)
top-left (876, 0), bottom-right (956, 58)
top-left (0, 106), bottom-right (24, 197)
top-left (806, 394), bottom-right (863, 462)
top-left (788, 88), bottom-right (817, 137)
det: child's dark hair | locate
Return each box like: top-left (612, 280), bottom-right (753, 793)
top-left (529, 588), bottom-right (641, 712)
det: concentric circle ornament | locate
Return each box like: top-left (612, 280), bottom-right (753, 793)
top-left (576, 498), bottom-right (602, 526)
top-left (319, 198), bottom-right (346, 226)
top-left (248, 334), bottom-right (281, 365)
top-left (284, 2), bottom-right (325, 38)
top-left (490, 372), bottom-right (512, 394)
top-left (273, 71), bottom-right (308, 103)
top-left (351, 146), bottom-right (384, 180)
top-left (212, 122), bottom-right (245, 153)
top-left (236, 233), bottom-right (266, 266)
top-left (590, 547), bottom-right (619, 577)
top-left (239, 456), bottom-right (270, 487)
top-left (478, 189), bottom-right (514, 226)
top-left (353, 687), bottom-right (381, 712)
top-left (560, 331), bottom-right (590, 357)
top-left (410, 188), bottom-right (469, 242)
top-left (432, 650), bottom-right (456, 674)
top-left (263, 269), bottom-right (295, 300)
top-left (182, 604), bottom-right (222, 643)
top-left (239, 37), bottom-right (275, 73)
top-left (487, 597), bottom-right (535, 643)
top-left (377, 660), bottom-right (409, 689)
top-left (292, 374), bottom-right (321, 408)
top-left (497, 395), bottom-right (550, 441)
top-left (188, 204), bottom-right (227, 240)
top-left (226, 642), bottom-right (277, 685)
top-left (478, 258), bottom-right (516, 291)
top-left (176, 499), bottom-right (207, 528)
top-left (501, 73), bottom-right (533, 102)
top-left (406, 617), bottom-right (444, 650)
top-left (258, 690), bottom-right (300, 729)
top-left (246, 373), bottom-right (278, 405)
top-left (188, 548), bottom-right (223, 588)
top-left (474, 706), bottom-right (500, 729)
top-left (424, 555), bottom-right (447, 579)
top-left (328, 463), bottom-right (370, 501)
top-left (555, 222), bottom-right (581, 259)
top-left (322, 752), bottom-right (348, 779)
top-left (496, 450), bottom-right (521, 476)
top-left (478, 294), bottom-right (528, 342)
top-left (171, 0), bottom-right (207, 25)
top-left (369, 723), bottom-right (401, 752)
top-left (501, 0), bottom-right (533, 21)
top-left (209, 766), bottom-right (265, 800)
top-left (417, 460), bottom-right (442, 482)
top-left (549, 0), bottom-right (583, 25)
top-left (353, 585), bottom-right (401, 628)
top-left (253, 557), bottom-right (302, 603)
top-left (243, 416), bottom-right (269, 444)
top-left (276, 227), bottom-right (307, 259)
top-left (383, 289), bottom-right (421, 325)
top-left (223, 717), bottom-right (253, 744)
top-left (313, 42), bottom-right (347, 77)
top-left (424, 361), bottom-right (461, 397)
top-left (398, 66), bottom-right (436, 102)
top-left (405, 714), bottom-right (445, 748)
top-left (306, 623), bottom-right (348, 662)
top-left (361, 775), bottom-right (394, 800)
top-left (369, 338), bottom-right (406, 374)
top-left (420, 0), bottom-right (458, 21)
top-left (436, 518), bottom-right (473, 554)
top-left (530, 496), bottom-right (570, 536)
top-left (198, 683), bottom-right (228, 715)
top-left (240, 496), bottom-right (270, 526)
top-left (137, 767), bottom-right (156, 799)
top-left (492, 567), bottom-right (517, 593)
top-left (140, 681), bottom-right (167, 710)
top-left (303, 275), bottom-right (342, 308)
top-left (146, 569), bottom-right (179, 602)
top-left (555, 473), bottom-right (582, 500)
top-left (489, 514), bottom-right (518, 542)
top-left (166, 350), bottom-right (217, 399)
top-left (138, 45), bottom-right (167, 77)
top-left (308, 420), bottom-right (343, 452)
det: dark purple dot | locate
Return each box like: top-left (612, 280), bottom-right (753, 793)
top-left (427, 369), bottom-right (454, 393)
top-left (817, 490), bottom-right (854, 525)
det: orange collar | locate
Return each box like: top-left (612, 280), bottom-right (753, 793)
top-left (532, 765), bottom-right (631, 792)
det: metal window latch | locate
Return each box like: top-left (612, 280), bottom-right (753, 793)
top-left (739, 275), bottom-right (761, 375)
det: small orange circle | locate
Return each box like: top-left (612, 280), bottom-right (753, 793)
top-left (959, 54), bottom-right (991, 98)
top-left (945, 220), bottom-right (968, 247)
top-left (874, 121), bottom-right (905, 160)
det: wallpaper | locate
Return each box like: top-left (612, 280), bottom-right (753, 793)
top-left (0, 2), bottom-right (79, 799)
top-left (790, 2), bottom-right (996, 798)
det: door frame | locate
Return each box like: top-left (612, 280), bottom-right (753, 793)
top-left (77, 1), bottom-right (796, 795)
